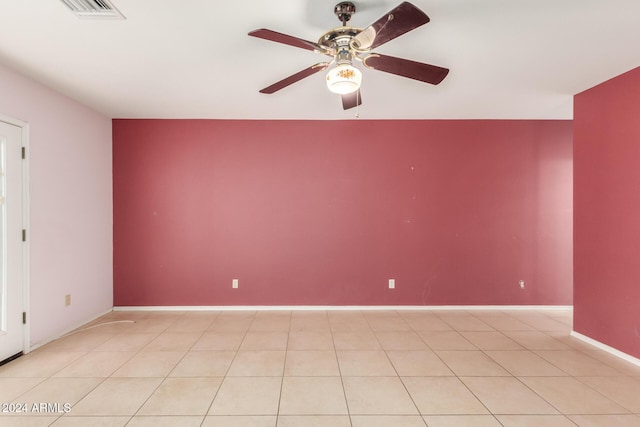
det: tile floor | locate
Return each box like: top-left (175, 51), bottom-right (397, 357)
top-left (1, 308), bottom-right (640, 426)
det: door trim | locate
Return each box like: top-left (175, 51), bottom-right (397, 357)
top-left (0, 113), bottom-right (30, 355)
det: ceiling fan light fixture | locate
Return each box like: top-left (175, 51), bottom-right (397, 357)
top-left (326, 64), bottom-right (362, 94)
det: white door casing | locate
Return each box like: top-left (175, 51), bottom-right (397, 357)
top-left (0, 118), bottom-right (28, 362)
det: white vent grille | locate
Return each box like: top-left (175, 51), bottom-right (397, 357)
top-left (60, 0), bottom-right (125, 19)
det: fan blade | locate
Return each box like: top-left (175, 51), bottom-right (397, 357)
top-left (259, 63), bottom-right (330, 94)
top-left (354, 2), bottom-right (430, 50)
top-left (342, 90), bottom-right (363, 110)
top-left (249, 29), bottom-right (330, 54)
top-left (363, 54), bottom-right (449, 85)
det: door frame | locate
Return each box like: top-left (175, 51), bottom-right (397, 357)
top-left (0, 113), bottom-right (30, 355)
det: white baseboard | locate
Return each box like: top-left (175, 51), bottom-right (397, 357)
top-left (570, 331), bottom-right (640, 367)
top-left (113, 305), bottom-right (573, 312)
top-left (29, 308), bottom-right (113, 353)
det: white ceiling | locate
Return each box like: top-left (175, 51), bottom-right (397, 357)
top-left (1, 0), bottom-right (639, 120)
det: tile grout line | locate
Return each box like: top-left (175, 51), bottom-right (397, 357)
top-left (201, 310), bottom-right (257, 421)
top-left (274, 310), bottom-right (293, 424)
top-left (329, 310), bottom-right (354, 427)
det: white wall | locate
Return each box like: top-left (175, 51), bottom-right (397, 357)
top-left (0, 63), bottom-right (112, 347)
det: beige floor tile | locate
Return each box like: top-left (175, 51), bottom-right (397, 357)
top-left (50, 416), bottom-right (130, 426)
top-left (101, 311), bottom-right (149, 321)
top-left (402, 377), bottom-right (488, 415)
top-left (423, 415), bottom-right (502, 427)
top-left (342, 377), bottom-right (418, 415)
top-left (351, 415), bottom-right (427, 426)
top-left (516, 315), bottom-right (569, 332)
top-left (366, 317), bottom-right (412, 332)
top-left (208, 318), bottom-right (254, 333)
top-left (254, 311), bottom-right (291, 319)
top-left (53, 352), bottom-right (134, 377)
top-left (122, 318), bottom-right (174, 333)
top-left (484, 350), bottom-right (568, 376)
top-left (277, 415), bottom-right (351, 426)
top-left (248, 318), bottom-right (290, 332)
top-left (226, 351), bottom-right (285, 376)
top-left (577, 376), bottom-right (640, 412)
top-left (329, 319), bottom-right (372, 333)
top-left (143, 332), bottom-right (202, 351)
top-left (217, 311), bottom-right (257, 320)
top-left (546, 333), bottom-right (600, 352)
top-left (0, 415), bottom-right (57, 427)
top-left (418, 331), bottom-right (476, 350)
top-left (439, 316), bottom-right (494, 331)
top-left (460, 377), bottom-right (558, 414)
top-left (520, 376), bottom-right (628, 414)
top-left (138, 377), bottom-right (222, 415)
top-left (192, 332), bottom-right (246, 351)
top-left (496, 415), bottom-right (577, 426)
top-left (165, 317), bottom-right (214, 332)
top-left (374, 332), bottom-right (428, 350)
top-left (40, 332), bottom-right (114, 352)
top-left (0, 352), bottom-right (85, 378)
top-left (501, 331), bottom-right (571, 350)
top-left (332, 331), bottom-right (381, 350)
top-left (18, 309), bottom-right (640, 426)
top-left (13, 377), bottom-right (102, 411)
top-left (0, 416), bottom-right (59, 426)
top-left (202, 415), bottom-right (276, 426)
top-left (336, 351), bottom-right (396, 376)
top-left (284, 351), bottom-right (340, 376)
top-left (386, 351), bottom-right (453, 376)
top-left (476, 316), bottom-right (535, 331)
top-left (0, 378), bottom-right (45, 402)
top-left (209, 377), bottom-right (282, 415)
top-left (289, 318), bottom-right (331, 333)
top-left (327, 311), bottom-right (366, 321)
top-left (402, 315), bottom-right (453, 332)
top-left (240, 332), bottom-right (288, 350)
top-left (287, 331), bottom-right (334, 350)
top-left (279, 377), bottom-right (348, 415)
top-left (362, 311), bottom-right (401, 320)
top-left (567, 414), bottom-right (640, 427)
top-left (460, 332), bottom-right (524, 350)
top-left (582, 351), bottom-right (640, 377)
top-left (183, 311), bottom-right (221, 320)
top-left (169, 351), bottom-right (235, 377)
top-left (290, 310), bottom-right (328, 320)
top-left (71, 377), bottom-right (162, 415)
top-left (94, 333), bottom-right (158, 352)
top-left (126, 416), bottom-right (203, 426)
top-left (436, 351), bottom-right (510, 376)
top-left (535, 350), bottom-right (622, 376)
top-left (111, 351), bottom-right (185, 377)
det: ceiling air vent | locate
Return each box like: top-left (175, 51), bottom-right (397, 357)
top-left (60, 0), bottom-right (125, 19)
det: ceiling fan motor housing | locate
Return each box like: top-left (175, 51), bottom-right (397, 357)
top-left (334, 1), bottom-right (356, 24)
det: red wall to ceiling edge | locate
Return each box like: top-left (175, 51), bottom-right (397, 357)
top-left (574, 67), bottom-right (640, 359)
top-left (113, 119), bottom-right (572, 306)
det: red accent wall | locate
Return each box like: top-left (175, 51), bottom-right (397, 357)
top-left (113, 119), bottom-right (572, 306)
top-left (574, 67), bottom-right (640, 359)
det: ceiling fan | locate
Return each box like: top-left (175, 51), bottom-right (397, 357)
top-left (248, 1), bottom-right (449, 110)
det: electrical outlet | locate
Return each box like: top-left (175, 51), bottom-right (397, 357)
top-left (232, 279), bottom-right (239, 289)
top-left (389, 279), bottom-right (395, 289)
top-left (65, 294), bottom-right (71, 306)
top-left (519, 280), bottom-right (525, 289)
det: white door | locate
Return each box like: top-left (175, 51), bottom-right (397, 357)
top-left (0, 120), bottom-right (25, 362)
